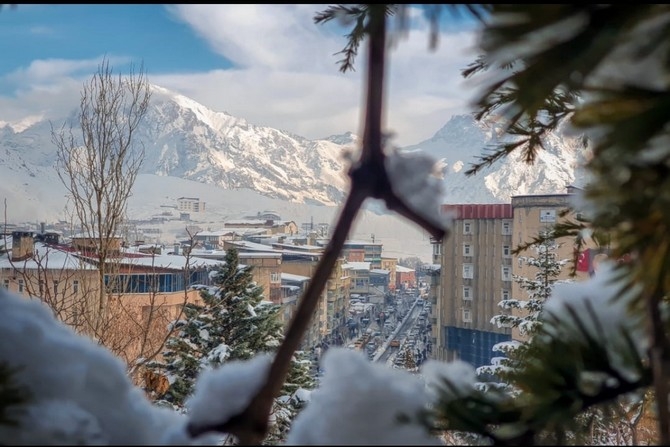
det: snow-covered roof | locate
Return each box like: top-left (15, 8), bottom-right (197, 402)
top-left (395, 265), bottom-right (415, 273)
top-left (272, 242), bottom-right (323, 251)
top-left (281, 273), bottom-right (310, 282)
top-left (0, 242), bottom-right (96, 270)
top-left (343, 240), bottom-right (382, 246)
top-left (227, 240), bottom-right (276, 252)
top-left (344, 262), bottom-right (371, 271)
top-left (370, 269), bottom-right (390, 275)
top-left (207, 227), bottom-right (268, 235)
top-left (225, 219), bottom-right (294, 226)
top-left (112, 253), bottom-right (222, 270)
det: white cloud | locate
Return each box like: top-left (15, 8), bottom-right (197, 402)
top-left (0, 5), bottom-right (482, 147)
top-left (161, 4), bottom-right (481, 146)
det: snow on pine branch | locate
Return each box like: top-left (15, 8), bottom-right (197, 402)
top-left (1, 286), bottom-right (486, 445)
top-left (542, 262), bottom-right (647, 383)
top-left (385, 148), bottom-right (450, 232)
top-left (286, 348), bottom-right (442, 445)
top-left (186, 354), bottom-right (272, 430)
top-left (0, 288), bottom-right (195, 445)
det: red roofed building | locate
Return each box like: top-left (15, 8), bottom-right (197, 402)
top-left (431, 190), bottom-right (589, 368)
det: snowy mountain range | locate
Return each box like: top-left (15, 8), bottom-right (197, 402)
top-left (0, 83), bottom-right (591, 260)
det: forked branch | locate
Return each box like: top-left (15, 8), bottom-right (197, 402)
top-left (186, 5), bottom-right (447, 444)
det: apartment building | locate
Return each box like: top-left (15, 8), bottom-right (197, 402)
top-left (281, 254), bottom-right (351, 344)
top-left (340, 240), bottom-right (383, 269)
top-left (434, 188), bottom-right (594, 367)
top-left (435, 204), bottom-right (514, 367)
top-left (177, 197), bottom-right (206, 213)
top-left (511, 191), bottom-right (592, 341)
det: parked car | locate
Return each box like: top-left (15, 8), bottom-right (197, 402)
top-left (389, 339), bottom-right (400, 348)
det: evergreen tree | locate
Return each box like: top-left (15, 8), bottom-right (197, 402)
top-left (478, 230), bottom-right (569, 393)
top-left (143, 248), bottom-right (315, 443)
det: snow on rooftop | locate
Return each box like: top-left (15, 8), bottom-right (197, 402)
top-left (344, 262), bottom-right (371, 271)
top-left (281, 273), bottom-right (310, 282)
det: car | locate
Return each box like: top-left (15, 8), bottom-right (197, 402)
top-left (389, 339), bottom-right (400, 348)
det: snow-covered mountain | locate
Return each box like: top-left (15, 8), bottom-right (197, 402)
top-left (401, 114), bottom-right (592, 203)
top-left (0, 84), bottom-right (590, 226)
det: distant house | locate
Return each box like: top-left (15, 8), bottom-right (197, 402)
top-left (192, 229), bottom-right (251, 249)
top-left (340, 240), bottom-right (383, 269)
top-left (395, 265), bottom-right (416, 290)
top-left (177, 197), bottom-right (206, 213)
top-left (280, 272), bottom-right (309, 328)
top-left (369, 268), bottom-right (390, 292)
top-left (346, 261), bottom-right (371, 295)
top-left (0, 233), bottom-right (221, 364)
top-left (70, 232), bottom-right (124, 255)
top-left (381, 256), bottom-right (398, 292)
top-left (224, 219), bottom-right (298, 235)
top-left (244, 210), bottom-right (282, 221)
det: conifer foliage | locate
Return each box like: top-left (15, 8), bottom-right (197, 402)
top-left (143, 248), bottom-right (314, 443)
top-left (478, 229), bottom-right (570, 393)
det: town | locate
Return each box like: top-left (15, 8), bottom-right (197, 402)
top-left (0, 204), bottom-right (429, 375)
top-left (0, 184), bottom-right (606, 376)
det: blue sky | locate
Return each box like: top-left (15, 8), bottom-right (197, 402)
top-left (0, 4), bottom-right (482, 146)
top-left (0, 5), bottom-right (231, 76)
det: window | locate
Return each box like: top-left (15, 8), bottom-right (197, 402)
top-left (53, 280), bottom-right (59, 295)
top-left (18, 279), bottom-right (24, 293)
top-left (463, 244), bottom-right (472, 256)
top-left (502, 220), bottom-right (512, 235)
top-left (73, 280), bottom-right (79, 294)
top-left (462, 264), bottom-right (474, 279)
top-left (503, 245), bottom-right (511, 257)
top-left (462, 308), bottom-right (472, 322)
top-left (463, 286), bottom-right (472, 300)
top-left (433, 243), bottom-right (442, 256)
top-left (463, 220), bottom-right (472, 234)
top-left (501, 266), bottom-right (511, 281)
top-left (2, 279), bottom-right (8, 289)
top-left (501, 289), bottom-right (510, 301)
top-left (270, 272), bottom-right (281, 283)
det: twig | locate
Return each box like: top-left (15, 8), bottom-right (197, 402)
top-left (186, 6), bottom-right (446, 444)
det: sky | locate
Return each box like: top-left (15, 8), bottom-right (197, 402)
top-left (0, 4), bottom-right (484, 147)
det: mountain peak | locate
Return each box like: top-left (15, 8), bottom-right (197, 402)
top-left (0, 92), bottom-right (589, 221)
top-left (324, 131), bottom-right (359, 146)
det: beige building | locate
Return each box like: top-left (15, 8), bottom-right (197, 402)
top-left (196, 242), bottom-right (284, 305)
top-left (435, 204), bottom-right (514, 366)
top-left (510, 191), bottom-right (591, 341)
top-left (177, 197), bottom-right (206, 213)
top-left (281, 255), bottom-right (351, 345)
top-left (224, 219), bottom-right (299, 236)
top-left (381, 257), bottom-right (398, 292)
top-left (1, 233), bottom-right (218, 366)
top-left (434, 188), bottom-right (594, 367)
top-left (238, 251), bottom-right (283, 305)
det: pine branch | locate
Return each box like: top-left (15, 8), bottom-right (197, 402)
top-left (0, 364), bottom-right (30, 427)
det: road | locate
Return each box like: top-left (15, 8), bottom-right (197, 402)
top-left (374, 296), bottom-right (422, 364)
